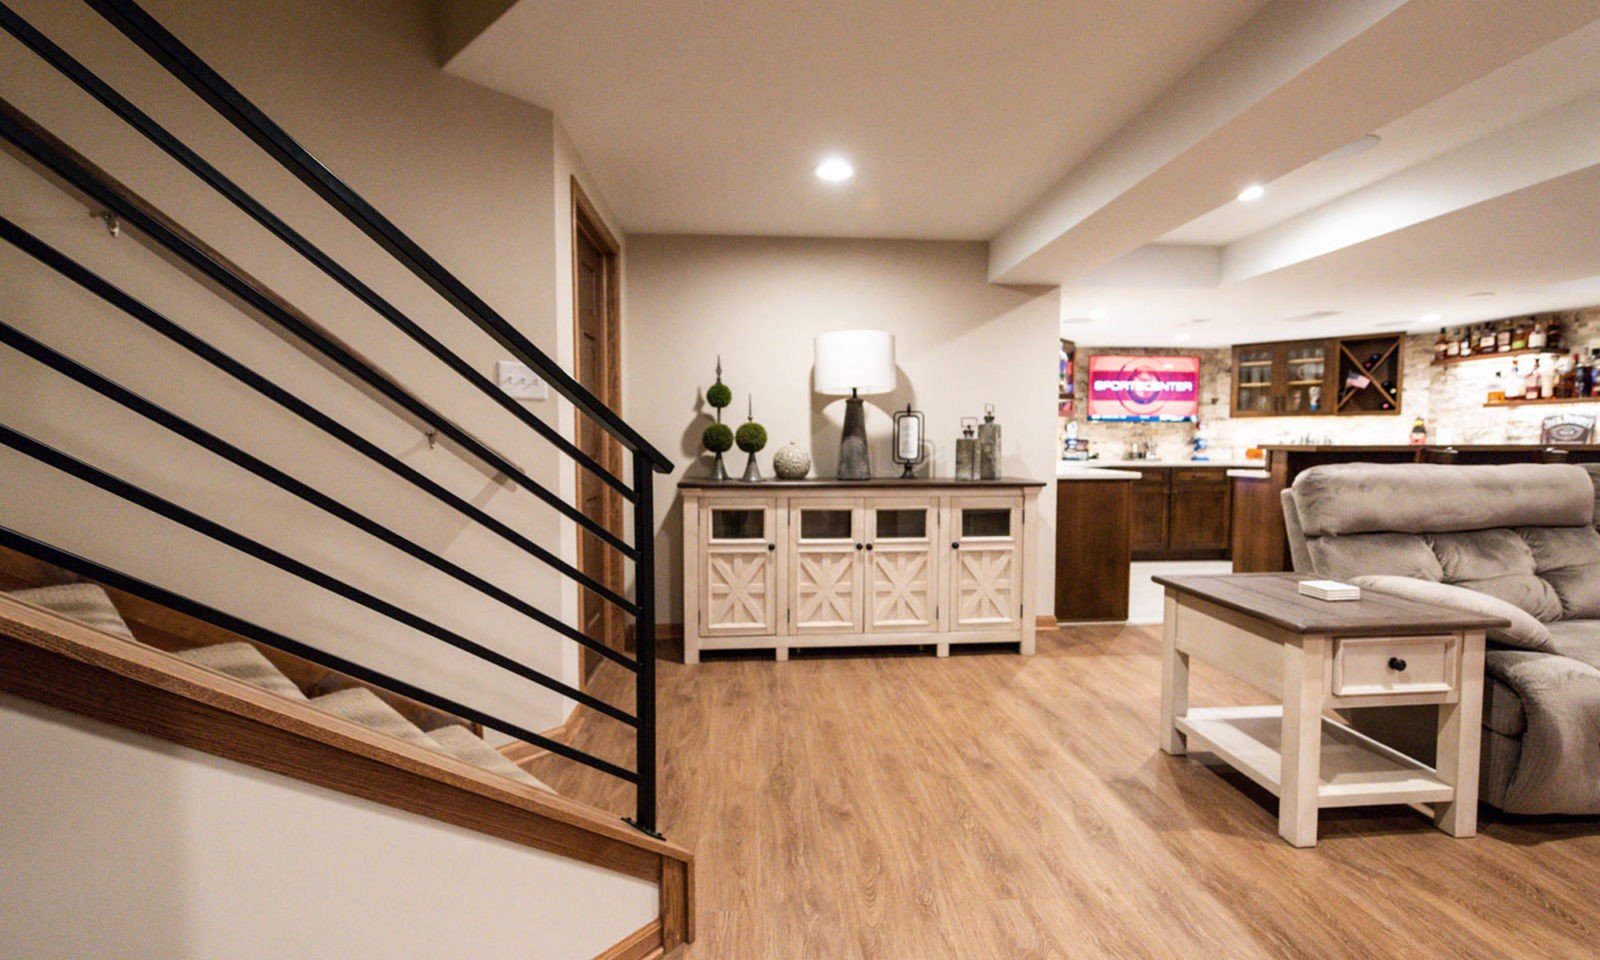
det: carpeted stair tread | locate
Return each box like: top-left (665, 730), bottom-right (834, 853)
top-left (6, 583), bottom-right (136, 642)
top-left (311, 687), bottom-right (443, 750)
top-left (427, 724), bottom-right (555, 792)
top-left (175, 642), bottom-right (309, 702)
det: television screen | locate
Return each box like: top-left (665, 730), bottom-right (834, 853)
top-left (1087, 355), bottom-right (1201, 422)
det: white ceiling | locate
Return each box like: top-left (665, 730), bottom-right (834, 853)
top-left (441, 0), bottom-right (1600, 346)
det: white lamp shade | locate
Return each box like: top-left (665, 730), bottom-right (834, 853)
top-left (814, 330), bottom-right (896, 396)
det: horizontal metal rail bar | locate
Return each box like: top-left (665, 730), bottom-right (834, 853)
top-left (0, 2), bottom-right (634, 503)
top-left (0, 319), bottom-right (640, 674)
top-left (0, 100), bottom-right (638, 562)
top-left (83, 0), bottom-right (672, 475)
top-left (0, 425), bottom-right (639, 728)
top-left (0, 215), bottom-right (639, 619)
top-left (0, 527), bottom-right (638, 783)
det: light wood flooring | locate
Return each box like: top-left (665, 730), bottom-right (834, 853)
top-left (531, 625), bottom-right (1600, 959)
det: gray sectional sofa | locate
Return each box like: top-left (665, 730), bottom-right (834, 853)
top-left (1281, 461), bottom-right (1600, 814)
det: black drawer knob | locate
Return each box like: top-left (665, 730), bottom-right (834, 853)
top-left (1387, 656), bottom-right (1407, 672)
top-left (952, 541), bottom-right (960, 550)
top-left (767, 543), bottom-right (775, 552)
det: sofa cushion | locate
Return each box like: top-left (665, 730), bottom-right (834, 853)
top-left (1545, 620), bottom-right (1600, 673)
top-left (1350, 575), bottom-right (1550, 651)
top-left (1292, 462), bottom-right (1594, 537)
top-left (1451, 573), bottom-right (1563, 623)
top-left (1306, 533), bottom-right (1444, 583)
top-left (1519, 526), bottom-right (1600, 619)
top-left (1426, 529), bottom-right (1536, 582)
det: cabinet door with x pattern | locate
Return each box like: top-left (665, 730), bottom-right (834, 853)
top-left (947, 495), bottom-right (1021, 632)
top-left (700, 498), bottom-right (777, 637)
top-left (866, 499), bottom-right (941, 633)
top-left (788, 497), bottom-right (864, 635)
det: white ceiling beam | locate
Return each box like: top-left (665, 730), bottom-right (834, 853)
top-left (989, 0), bottom-right (1600, 286)
top-left (1220, 89), bottom-right (1600, 285)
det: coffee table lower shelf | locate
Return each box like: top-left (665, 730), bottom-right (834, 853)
top-left (1175, 706), bottom-right (1456, 809)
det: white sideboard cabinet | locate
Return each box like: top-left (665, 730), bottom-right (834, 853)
top-left (679, 478), bottom-right (1044, 663)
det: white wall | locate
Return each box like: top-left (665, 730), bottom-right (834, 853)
top-left (0, 694), bottom-right (655, 960)
top-left (622, 235), bottom-right (1061, 623)
top-left (0, 0), bottom-right (617, 733)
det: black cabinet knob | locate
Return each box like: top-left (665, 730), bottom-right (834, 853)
top-left (767, 543), bottom-right (775, 552)
top-left (854, 543), bottom-right (863, 551)
top-left (1387, 656), bottom-right (1407, 672)
top-left (865, 543), bottom-right (874, 551)
top-left (951, 541), bottom-right (960, 550)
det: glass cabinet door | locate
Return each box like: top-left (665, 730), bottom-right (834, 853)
top-left (1234, 346), bottom-right (1277, 415)
top-left (1282, 343), bottom-right (1329, 415)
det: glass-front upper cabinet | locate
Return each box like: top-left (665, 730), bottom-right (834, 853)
top-left (1232, 339), bottom-right (1334, 418)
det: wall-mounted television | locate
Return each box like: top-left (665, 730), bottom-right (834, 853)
top-left (1087, 355), bottom-right (1201, 422)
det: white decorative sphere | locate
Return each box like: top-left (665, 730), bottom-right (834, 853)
top-left (772, 442), bottom-right (811, 479)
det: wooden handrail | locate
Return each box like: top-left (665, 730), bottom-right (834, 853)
top-left (0, 595), bottom-right (693, 948)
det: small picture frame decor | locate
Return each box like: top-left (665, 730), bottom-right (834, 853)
top-left (891, 405), bottom-right (925, 478)
top-left (1542, 413), bottom-right (1596, 445)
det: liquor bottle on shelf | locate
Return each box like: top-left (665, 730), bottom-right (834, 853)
top-left (1433, 329), bottom-right (1447, 362)
top-left (1505, 361), bottom-right (1526, 400)
top-left (1442, 328), bottom-right (1457, 359)
top-left (1590, 348), bottom-right (1600, 398)
top-left (1559, 354), bottom-right (1578, 399)
top-left (1497, 322), bottom-right (1513, 353)
top-left (1479, 325), bottom-right (1498, 354)
top-left (1512, 320), bottom-right (1529, 352)
top-left (1487, 372), bottom-right (1505, 403)
top-left (1548, 318), bottom-right (1564, 352)
top-left (1460, 327), bottom-right (1473, 358)
top-left (1529, 319), bottom-right (1547, 351)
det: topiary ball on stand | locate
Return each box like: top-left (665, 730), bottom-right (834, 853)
top-left (737, 397), bottom-right (768, 482)
top-left (702, 422), bottom-right (733, 481)
top-left (705, 381), bottom-right (733, 410)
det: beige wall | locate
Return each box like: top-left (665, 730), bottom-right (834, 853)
top-left (0, 0), bottom-right (613, 734)
top-left (622, 235), bottom-right (1061, 623)
top-left (0, 694), bottom-right (655, 959)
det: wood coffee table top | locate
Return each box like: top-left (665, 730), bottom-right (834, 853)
top-left (1153, 573), bottom-right (1508, 637)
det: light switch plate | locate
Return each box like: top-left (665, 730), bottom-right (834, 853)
top-left (496, 360), bottom-right (548, 400)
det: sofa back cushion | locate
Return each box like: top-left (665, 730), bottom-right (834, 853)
top-left (1521, 526), bottom-right (1600, 619)
top-left (1292, 462), bottom-right (1593, 537)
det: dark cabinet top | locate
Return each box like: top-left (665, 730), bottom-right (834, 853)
top-left (678, 476), bottom-right (1046, 490)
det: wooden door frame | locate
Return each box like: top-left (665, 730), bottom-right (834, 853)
top-left (571, 177), bottom-right (625, 684)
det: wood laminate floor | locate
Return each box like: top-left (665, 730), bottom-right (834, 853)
top-left (531, 626), bottom-right (1600, 959)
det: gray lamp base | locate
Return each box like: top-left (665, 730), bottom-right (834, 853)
top-left (837, 392), bottom-right (870, 480)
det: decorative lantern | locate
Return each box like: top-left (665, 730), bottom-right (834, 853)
top-left (955, 418), bottom-right (979, 481)
top-left (977, 403), bottom-right (1001, 480)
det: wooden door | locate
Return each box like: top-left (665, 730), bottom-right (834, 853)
top-left (572, 180), bottom-right (623, 681)
top-left (789, 498), bottom-right (863, 635)
top-left (947, 496), bottom-right (1021, 632)
top-left (701, 501), bottom-right (777, 637)
top-left (865, 498), bottom-right (939, 633)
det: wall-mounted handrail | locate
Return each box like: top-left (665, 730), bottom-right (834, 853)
top-left (0, 2), bottom-right (636, 503)
top-left (0, 319), bottom-right (640, 673)
top-left (0, 528), bottom-right (639, 783)
top-left (0, 214), bottom-right (637, 616)
top-left (82, 0), bottom-right (673, 476)
top-left (0, 100), bottom-right (635, 561)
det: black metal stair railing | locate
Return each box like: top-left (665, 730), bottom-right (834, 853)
top-left (0, 0), bottom-right (670, 835)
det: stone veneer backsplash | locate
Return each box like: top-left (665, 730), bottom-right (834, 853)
top-left (1062, 309), bottom-right (1600, 462)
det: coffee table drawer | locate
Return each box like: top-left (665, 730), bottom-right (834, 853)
top-left (1332, 636), bottom-right (1456, 696)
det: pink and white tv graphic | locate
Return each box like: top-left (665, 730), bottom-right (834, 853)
top-left (1086, 355), bottom-right (1201, 421)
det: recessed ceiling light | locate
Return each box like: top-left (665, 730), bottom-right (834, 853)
top-left (1420, 312), bottom-right (1442, 322)
top-left (1319, 134), bottom-right (1382, 162)
top-left (1237, 184), bottom-right (1265, 203)
top-left (814, 157), bottom-right (854, 182)
top-left (1175, 332), bottom-right (1192, 342)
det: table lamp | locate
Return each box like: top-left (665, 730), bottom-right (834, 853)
top-left (814, 330), bottom-right (895, 479)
